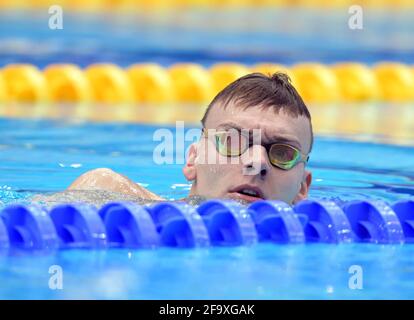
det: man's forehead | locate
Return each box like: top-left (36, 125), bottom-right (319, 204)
top-left (204, 102), bottom-right (312, 152)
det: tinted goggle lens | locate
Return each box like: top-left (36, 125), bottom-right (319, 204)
top-left (215, 131), bottom-right (306, 170)
top-left (268, 144), bottom-right (301, 170)
top-left (215, 131), bottom-right (248, 157)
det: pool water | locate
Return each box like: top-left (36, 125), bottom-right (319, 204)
top-left (1, 117), bottom-right (414, 203)
top-left (0, 117), bottom-right (414, 299)
top-left (1, 244), bottom-right (414, 299)
top-left (1, 8), bottom-right (414, 67)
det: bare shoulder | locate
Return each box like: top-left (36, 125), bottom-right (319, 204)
top-left (29, 168), bottom-right (206, 207)
top-left (67, 168), bottom-right (164, 201)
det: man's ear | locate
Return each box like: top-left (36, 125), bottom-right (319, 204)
top-left (293, 170), bottom-right (312, 204)
top-left (183, 143), bottom-right (198, 181)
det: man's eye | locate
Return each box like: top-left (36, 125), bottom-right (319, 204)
top-left (224, 132), bottom-right (243, 149)
top-left (271, 145), bottom-right (298, 162)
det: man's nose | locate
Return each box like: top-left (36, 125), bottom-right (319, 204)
top-left (241, 145), bottom-right (270, 177)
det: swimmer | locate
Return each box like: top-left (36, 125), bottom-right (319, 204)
top-left (32, 72), bottom-right (312, 207)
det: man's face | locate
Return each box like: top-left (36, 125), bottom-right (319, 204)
top-left (183, 102), bottom-right (313, 205)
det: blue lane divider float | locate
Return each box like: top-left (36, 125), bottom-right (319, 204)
top-left (197, 200), bottom-right (257, 246)
top-left (341, 200), bottom-right (404, 244)
top-left (99, 202), bottom-right (159, 248)
top-left (294, 199), bottom-right (353, 243)
top-left (49, 203), bottom-right (107, 249)
top-left (0, 204), bottom-right (58, 250)
top-left (248, 201), bottom-right (305, 244)
top-left (149, 202), bottom-right (209, 248)
top-left (392, 200), bottom-right (414, 243)
top-left (0, 198), bottom-right (413, 250)
top-left (0, 216), bottom-right (9, 249)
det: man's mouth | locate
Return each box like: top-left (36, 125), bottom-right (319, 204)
top-left (228, 185), bottom-right (265, 203)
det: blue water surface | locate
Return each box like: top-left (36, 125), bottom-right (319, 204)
top-left (1, 8), bottom-right (414, 67)
top-left (1, 244), bottom-right (414, 299)
top-left (0, 117), bottom-right (414, 299)
top-left (1, 117), bottom-right (414, 202)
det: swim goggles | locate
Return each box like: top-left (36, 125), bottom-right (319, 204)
top-left (202, 128), bottom-right (309, 170)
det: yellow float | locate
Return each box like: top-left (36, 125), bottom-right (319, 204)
top-left (373, 62), bottom-right (414, 102)
top-left (291, 63), bottom-right (339, 103)
top-left (44, 64), bottom-right (92, 103)
top-left (127, 64), bottom-right (173, 104)
top-left (332, 63), bottom-right (378, 102)
top-left (210, 63), bottom-right (251, 94)
top-left (169, 63), bottom-right (213, 103)
top-left (85, 63), bottom-right (133, 104)
top-left (2, 64), bottom-right (48, 104)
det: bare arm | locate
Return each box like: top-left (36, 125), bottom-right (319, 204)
top-left (67, 168), bottom-right (164, 201)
